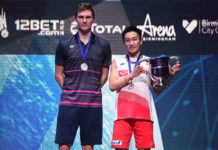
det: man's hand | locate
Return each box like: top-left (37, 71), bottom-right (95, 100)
top-left (130, 66), bottom-right (146, 78)
top-left (170, 61), bottom-right (181, 75)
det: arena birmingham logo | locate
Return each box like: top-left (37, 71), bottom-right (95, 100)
top-left (183, 19), bottom-right (218, 35)
top-left (137, 14), bottom-right (176, 41)
top-left (0, 8), bottom-right (9, 38)
top-left (71, 14), bottom-right (176, 42)
top-left (15, 19), bottom-right (64, 36)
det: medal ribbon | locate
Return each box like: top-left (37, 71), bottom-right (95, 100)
top-left (127, 54), bottom-right (141, 73)
top-left (78, 33), bottom-right (92, 61)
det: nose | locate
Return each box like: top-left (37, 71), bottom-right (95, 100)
top-left (83, 18), bottom-right (87, 22)
top-left (130, 40), bottom-right (133, 45)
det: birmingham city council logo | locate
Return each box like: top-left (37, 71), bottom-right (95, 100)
top-left (182, 19), bottom-right (198, 34)
top-left (0, 8), bottom-right (9, 38)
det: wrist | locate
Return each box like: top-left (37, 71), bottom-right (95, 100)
top-left (124, 75), bottom-right (129, 84)
top-left (165, 74), bottom-right (173, 86)
top-left (169, 74), bottom-right (174, 80)
top-left (128, 73), bottom-right (133, 80)
top-left (124, 74), bottom-right (133, 84)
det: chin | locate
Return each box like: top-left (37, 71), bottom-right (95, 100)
top-left (80, 28), bottom-right (91, 33)
top-left (129, 50), bottom-right (137, 54)
top-left (128, 51), bottom-right (138, 56)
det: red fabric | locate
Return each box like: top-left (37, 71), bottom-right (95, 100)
top-left (111, 119), bottom-right (155, 149)
top-left (118, 70), bottom-right (128, 77)
top-left (117, 91), bottom-right (151, 121)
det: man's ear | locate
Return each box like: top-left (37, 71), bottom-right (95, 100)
top-left (123, 41), bottom-right (127, 48)
top-left (140, 39), bottom-right (143, 45)
top-left (92, 18), bottom-right (96, 24)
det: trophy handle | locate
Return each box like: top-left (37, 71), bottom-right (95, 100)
top-left (169, 56), bottom-right (180, 61)
top-left (147, 64), bottom-right (159, 87)
top-left (149, 72), bottom-right (159, 87)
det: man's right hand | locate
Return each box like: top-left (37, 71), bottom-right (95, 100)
top-left (130, 66), bottom-right (146, 78)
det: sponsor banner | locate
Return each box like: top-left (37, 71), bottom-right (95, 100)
top-left (15, 19), bottom-right (65, 36)
top-left (0, 8), bottom-right (9, 38)
top-left (122, 1), bottom-right (218, 55)
top-left (0, 1), bottom-right (218, 54)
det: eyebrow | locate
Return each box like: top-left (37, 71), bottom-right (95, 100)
top-left (125, 37), bottom-right (138, 40)
top-left (77, 15), bottom-right (92, 17)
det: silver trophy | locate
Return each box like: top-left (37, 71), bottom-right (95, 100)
top-left (149, 56), bottom-right (180, 87)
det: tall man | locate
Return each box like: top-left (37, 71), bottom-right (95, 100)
top-left (109, 26), bottom-right (181, 150)
top-left (55, 3), bottom-right (111, 150)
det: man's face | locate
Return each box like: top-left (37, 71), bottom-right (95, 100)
top-left (75, 10), bottom-right (94, 33)
top-left (124, 31), bottom-right (142, 55)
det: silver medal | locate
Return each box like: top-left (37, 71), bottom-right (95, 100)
top-left (81, 63), bottom-right (88, 71)
top-left (128, 82), bottom-right (134, 90)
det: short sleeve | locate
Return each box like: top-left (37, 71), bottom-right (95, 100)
top-left (55, 41), bottom-right (65, 66)
top-left (102, 41), bottom-right (112, 66)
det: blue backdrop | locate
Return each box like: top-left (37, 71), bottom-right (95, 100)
top-left (0, 55), bottom-right (217, 150)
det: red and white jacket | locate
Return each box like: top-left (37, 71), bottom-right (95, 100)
top-left (113, 55), bottom-right (164, 150)
top-left (114, 55), bottom-right (153, 121)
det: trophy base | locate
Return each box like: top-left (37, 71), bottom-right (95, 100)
top-left (153, 77), bottom-right (169, 87)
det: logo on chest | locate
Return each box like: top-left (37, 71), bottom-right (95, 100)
top-left (119, 70), bottom-right (128, 77)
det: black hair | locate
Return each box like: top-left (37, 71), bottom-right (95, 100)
top-left (122, 26), bottom-right (142, 42)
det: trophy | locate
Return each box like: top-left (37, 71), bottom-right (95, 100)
top-left (149, 56), bottom-right (180, 87)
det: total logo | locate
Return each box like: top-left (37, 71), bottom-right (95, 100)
top-left (70, 21), bottom-right (126, 35)
top-left (183, 19), bottom-right (218, 35)
top-left (0, 8), bottom-right (9, 38)
top-left (15, 19), bottom-right (64, 36)
top-left (137, 14), bottom-right (176, 41)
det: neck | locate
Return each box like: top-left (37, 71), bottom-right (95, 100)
top-left (128, 51), bottom-right (140, 59)
top-left (78, 30), bottom-right (92, 45)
